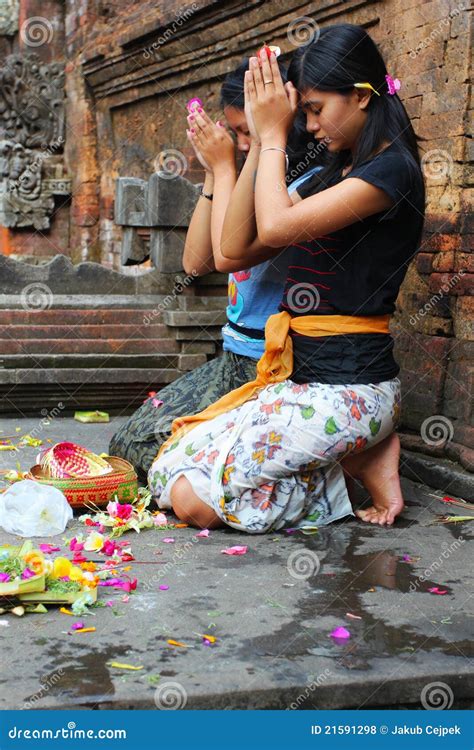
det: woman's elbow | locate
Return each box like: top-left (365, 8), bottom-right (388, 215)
top-left (214, 256), bottom-right (238, 273)
top-left (258, 223), bottom-right (283, 248)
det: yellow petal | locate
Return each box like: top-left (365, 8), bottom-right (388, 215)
top-left (202, 634), bottom-right (217, 643)
top-left (69, 566), bottom-right (84, 582)
top-left (72, 627), bottom-right (96, 634)
top-left (52, 557), bottom-right (72, 578)
top-left (107, 662), bottom-right (144, 671)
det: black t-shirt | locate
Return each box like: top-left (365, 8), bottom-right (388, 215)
top-left (278, 141), bottom-right (425, 385)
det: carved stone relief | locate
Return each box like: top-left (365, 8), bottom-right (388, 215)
top-left (0, 53), bottom-right (69, 228)
top-left (0, 0), bottom-right (19, 37)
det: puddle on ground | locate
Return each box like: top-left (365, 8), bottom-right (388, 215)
top-left (26, 644), bottom-right (127, 704)
top-left (240, 526), bottom-right (471, 667)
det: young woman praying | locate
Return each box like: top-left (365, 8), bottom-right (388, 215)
top-left (109, 60), bottom-right (322, 483)
top-left (148, 24), bottom-right (425, 533)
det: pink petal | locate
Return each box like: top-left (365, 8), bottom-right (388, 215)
top-left (330, 626), bottom-right (351, 640)
top-left (39, 544), bottom-right (60, 554)
top-left (121, 595), bottom-right (130, 603)
top-left (162, 538), bottom-right (175, 544)
top-left (159, 585), bottom-right (169, 591)
top-left (71, 621), bottom-right (85, 630)
top-left (196, 529), bottom-right (210, 538)
top-left (221, 545), bottom-right (248, 556)
top-left (153, 513), bottom-right (168, 526)
top-left (428, 587), bottom-right (448, 595)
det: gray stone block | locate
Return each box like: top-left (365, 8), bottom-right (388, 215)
top-left (114, 177), bottom-right (148, 226)
top-left (163, 309), bottom-right (227, 327)
top-left (150, 228), bottom-right (186, 273)
top-left (147, 172), bottom-right (200, 227)
top-left (121, 226), bottom-right (150, 265)
top-left (0, 254), bottom-right (137, 295)
top-left (177, 353), bottom-right (208, 370)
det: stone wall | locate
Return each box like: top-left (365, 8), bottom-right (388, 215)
top-left (0, 0), bottom-right (472, 469)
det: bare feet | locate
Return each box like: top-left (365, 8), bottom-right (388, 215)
top-left (340, 433), bottom-right (404, 526)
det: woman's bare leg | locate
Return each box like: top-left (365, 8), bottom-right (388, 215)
top-left (170, 474), bottom-right (225, 529)
top-left (340, 432), bottom-right (404, 526)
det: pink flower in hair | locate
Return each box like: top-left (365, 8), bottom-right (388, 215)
top-left (385, 74), bottom-right (401, 95)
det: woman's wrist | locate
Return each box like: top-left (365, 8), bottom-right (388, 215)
top-left (260, 134), bottom-right (287, 150)
top-left (203, 172), bottom-right (215, 189)
top-left (213, 162), bottom-right (237, 180)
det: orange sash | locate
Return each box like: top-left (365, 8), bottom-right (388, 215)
top-left (156, 311), bottom-right (391, 459)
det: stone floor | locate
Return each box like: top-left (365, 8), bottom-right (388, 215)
top-left (0, 417), bottom-right (472, 709)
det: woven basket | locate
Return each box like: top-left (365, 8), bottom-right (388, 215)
top-left (28, 456), bottom-right (138, 509)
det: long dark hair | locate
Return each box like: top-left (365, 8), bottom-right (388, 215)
top-left (288, 24), bottom-right (425, 202)
top-left (220, 58), bottom-right (323, 181)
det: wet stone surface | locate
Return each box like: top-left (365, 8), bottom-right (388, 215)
top-left (0, 417), bottom-right (472, 709)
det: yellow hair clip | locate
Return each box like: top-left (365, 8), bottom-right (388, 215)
top-left (353, 82), bottom-right (381, 97)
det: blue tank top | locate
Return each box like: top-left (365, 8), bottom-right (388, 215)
top-left (221, 165), bottom-right (322, 359)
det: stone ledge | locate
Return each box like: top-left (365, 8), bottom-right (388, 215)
top-left (400, 448), bottom-right (474, 501)
top-left (0, 368), bottom-right (180, 385)
top-left (163, 310), bottom-right (227, 327)
top-left (0, 294), bottom-right (164, 309)
top-left (0, 255), bottom-right (182, 296)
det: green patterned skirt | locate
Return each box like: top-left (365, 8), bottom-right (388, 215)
top-left (108, 351), bottom-right (257, 483)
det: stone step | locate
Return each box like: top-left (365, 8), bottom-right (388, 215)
top-left (0, 338), bottom-right (180, 355)
top-left (175, 326), bottom-right (223, 341)
top-left (0, 367), bottom-right (182, 385)
top-left (177, 296), bottom-right (227, 312)
top-left (163, 310), bottom-right (227, 327)
top-left (0, 380), bottom-right (178, 416)
top-left (0, 295), bottom-right (162, 310)
top-left (0, 353), bottom-right (206, 371)
top-left (0, 308), bottom-right (163, 326)
top-left (0, 324), bottom-right (168, 339)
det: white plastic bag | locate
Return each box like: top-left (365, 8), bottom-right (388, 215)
top-left (0, 480), bottom-right (73, 537)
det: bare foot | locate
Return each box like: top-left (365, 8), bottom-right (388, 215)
top-left (340, 433), bottom-right (404, 526)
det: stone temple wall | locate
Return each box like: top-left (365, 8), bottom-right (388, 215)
top-left (0, 0), bottom-right (472, 471)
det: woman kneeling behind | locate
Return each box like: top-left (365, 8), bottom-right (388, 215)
top-left (148, 24), bottom-right (425, 534)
